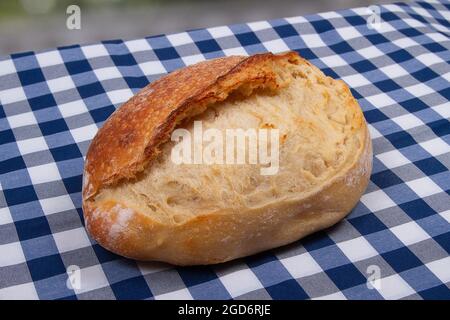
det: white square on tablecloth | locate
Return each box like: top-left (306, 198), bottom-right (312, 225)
top-left (390, 221), bottom-right (430, 246)
top-left (0, 206), bottom-right (13, 225)
top-left (280, 252), bottom-right (322, 279)
top-left (336, 26), bottom-right (361, 40)
top-left (406, 177), bottom-right (442, 198)
top-left (40, 195), bottom-right (75, 216)
top-left (81, 44), bottom-right (109, 59)
top-left (247, 21), bottom-right (272, 32)
top-left (377, 274), bottom-right (415, 299)
top-left (368, 124), bottom-right (383, 139)
top-left (28, 162), bottom-right (61, 185)
top-left (58, 100), bottom-right (89, 118)
top-left (107, 88), bottom-right (134, 105)
top-left (0, 59), bottom-right (16, 77)
top-left (35, 50), bottom-right (64, 68)
top-left (301, 34), bottom-right (325, 48)
top-left (154, 288), bottom-right (193, 300)
top-left (182, 54), bottom-right (205, 66)
top-left (73, 264), bottom-right (109, 295)
top-left (361, 190), bottom-right (396, 213)
top-left (379, 64), bottom-right (409, 78)
top-left (420, 137), bottom-right (450, 157)
top-left (207, 26), bottom-right (234, 38)
top-left (393, 113), bottom-right (423, 131)
top-left (47, 76), bottom-right (76, 93)
top-left (219, 267), bottom-right (263, 298)
top-left (0, 242), bottom-right (26, 267)
top-left (285, 16), bottom-right (307, 24)
top-left (365, 92), bottom-right (397, 108)
top-left (7, 111), bottom-right (37, 129)
top-left (0, 282), bottom-right (38, 300)
top-left (70, 124), bottom-right (98, 143)
top-left (167, 32), bottom-right (193, 46)
top-left (312, 291), bottom-right (347, 300)
top-left (337, 237), bottom-right (379, 262)
top-left (320, 55), bottom-right (348, 67)
top-left (93, 66), bottom-right (122, 81)
top-left (426, 257), bottom-right (450, 284)
top-left (404, 83), bottom-right (434, 98)
top-left (439, 210), bottom-right (450, 224)
top-left (17, 136), bottom-right (48, 155)
top-left (392, 38), bottom-right (417, 49)
top-left (376, 149), bottom-right (410, 169)
top-left (341, 74), bottom-right (371, 88)
top-left (432, 102), bottom-right (450, 119)
top-left (223, 47), bottom-right (248, 56)
top-left (125, 39), bottom-right (151, 53)
top-left (53, 227), bottom-right (91, 253)
top-left (0, 87), bottom-right (27, 105)
top-left (263, 39), bottom-right (290, 53)
top-left (357, 46), bottom-right (385, 59)
top-left (139, 60), bottom-right (166, 76)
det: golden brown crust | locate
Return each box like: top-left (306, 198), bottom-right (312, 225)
top-left (83, 52), bottom-right (300, 200)
top-left (82, 51), bottom-right (373, 265)
top-left (82, 126), bottom-right (371, 265)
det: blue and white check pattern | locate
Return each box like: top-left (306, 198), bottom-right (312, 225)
top-left (1, 0), bottom-right (449, 300)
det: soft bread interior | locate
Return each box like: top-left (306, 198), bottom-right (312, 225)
top-left (95, 61), bottom-right (364, 224)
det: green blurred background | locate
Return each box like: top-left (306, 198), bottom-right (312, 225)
top-left (0, 0), bottom-right (390, 55)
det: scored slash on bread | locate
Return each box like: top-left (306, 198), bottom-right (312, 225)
top-left (82, 51), bottom-right (372, 265)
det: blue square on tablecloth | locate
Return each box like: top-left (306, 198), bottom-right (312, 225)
top-left (235, 32), bottom-right (260, 46)
top-left (400, 98), bottom-right (429, 113)
top-left (111, 54), bottom-right (137, 67)
top-left (326, 263), bottom-right (367, 290)
top-left (65, 60), bottom-right (92, 75)
top-left (18, 68), bottom-right (45, 86)
top-left (3, 185), bottom-right (38, 206)
top-left (15, 216), bottom-right (51, 241)
top-left (177, 266), bottom-right (218, 287)
top-left (434, 232), bottom-right (450, 254)
top-left (266, 279), bottom-right (308, 299)
top-left (349, 214), bottom-right (386, 236)
top-left (62, 175), bottom-right (82, 194)
top-left (50, 144), bottom-right (82, 162)
top-left (196, 39), bottom-right (222, 54)
top-left (371, 170), bottom-right (404, 189)
top-left (111, 276), bottom-right (153, 300)
top-left (382, 247), bottom-right (423, 273)
top-left (39, 118), bottom-right (69, 136)
top-left (415, 158), bottom-right (447, 176)
top-left (77, 82), bottom-right (105, 99)
top-left (0, 156), bottom-right (26, 175)
top-left (429, 119), bottom-right (450, 137)
top-left (301, 232), bottom-right (335, 252)
top-left (399, 198), bottom-right (436, 220)
top-left (310, 20), bottom-right (334, 33)
top-left (29, 94), bottom-right (57, 111)
top-left (273, 24), bottom-right (298, 38)
top-left (90, 105), bottom-right (115, 123)
top-left (27, 254), bottom-right (66, 281)
top-left (153, 47), bottom-right (180, 61)
top-left (419, 285), bottom-right (450, 300)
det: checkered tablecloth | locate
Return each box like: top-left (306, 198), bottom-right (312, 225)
top-left (1, 0), bottom-right (449, 300)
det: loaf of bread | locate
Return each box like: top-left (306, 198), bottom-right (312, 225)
top-left (82, 51), bottom-right (372, 265)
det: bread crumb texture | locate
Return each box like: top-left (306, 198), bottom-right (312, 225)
top-left (83, 52), bottom-right (371, 264)
top-left (95, 57), bottom-right (363, 224)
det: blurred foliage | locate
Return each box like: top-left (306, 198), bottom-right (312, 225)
top-left (0, 0), bottom-right (210, 19)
